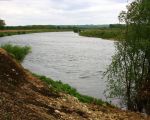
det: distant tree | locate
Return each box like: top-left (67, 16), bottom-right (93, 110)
top-left (73, 27), bottom-right (81, 33)
top-left (0, 19), bottom-right (5, 29)
top-left (109, 24), bottom-right (125, 29)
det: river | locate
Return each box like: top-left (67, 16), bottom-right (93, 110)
top-left (0, 32), bottom-right (115, 100)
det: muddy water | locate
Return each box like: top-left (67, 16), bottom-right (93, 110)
top-left (0, 32), bottom-right (115, 100)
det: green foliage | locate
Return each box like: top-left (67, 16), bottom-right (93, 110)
top-left (73, 27), bottom-right (81, 33)
top-left (0, 32), bottom-right (25, 37)
top-left (0, 33), bottom-right (4, 37)
top-left (105, 0), bottom-right (150, 114)
top-left (33, 74), bottom-right (108, 106)
top-left (109, 24), bottom-right (125, 29)
top-left (0, 19), bottom-right (5, 29)
top-left (0, 29), bottom-right (72, 37)
top-left (2, 25), bottom-right (109, 30)
top-left (1, 44), bottom-right (31, 62)
top-left (79, 28), bottom-right (124, 40)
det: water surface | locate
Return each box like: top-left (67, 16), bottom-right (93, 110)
top-left (0, 32), bottom-right (115, 100)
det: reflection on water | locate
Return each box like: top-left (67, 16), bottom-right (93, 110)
top-left (0, 32), bottom-right (115, 100)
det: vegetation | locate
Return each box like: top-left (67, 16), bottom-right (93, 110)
top-left (79, 28), bottom-right (124, 40)
top-left (0, 23), bottom-right (111, 38)
top-left (109, 24), bottom-right (125, 29)
top-left (0, 31), bottom-right (27, 37)
top-left (33, 74), bottom-right (109, 106)
top-left (0, 29), bottom-right (72, 37)
top-left (0, 25), bottom-right (75, 30)
top-left (0, 19), bottom-right (124, 39)
top-left (0, 19), bottom-right (5, 29)
top-left (1, 44), bottom-right (31, 62)
top-left (105, 0), bottom-right (150, 114)
top-left (0, 21), bottom-right (72, 37)
top-left (73, 27), bottom-right (81, 33)
top-left (1, 25), bottom-right (109, 30)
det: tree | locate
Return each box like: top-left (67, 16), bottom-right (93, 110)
top-left (105, 0), bottom-right (150, 114)
top-left (73, 27), bottom-right (81, 33)
top-left (0, 19), bottom-right (5, 29)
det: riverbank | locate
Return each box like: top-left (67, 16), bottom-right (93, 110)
top-left (0, 29), bottom-right (72, 37)
top-left (0, 44), bottom-right (109, 106)
top-left (0, 28), bottom-right (124, 41)
top-left (79, 28), bottom-right (125, 40)
top-left (33, 73), bottom-right (108, 106)
top-left (0, 47), bottom-right (148, 120)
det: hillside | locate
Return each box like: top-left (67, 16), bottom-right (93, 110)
top-left (0, 48), bottom-right (149, 120)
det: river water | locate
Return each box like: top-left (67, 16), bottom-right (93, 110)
top-left (0, 32), bottom-right (115, 100)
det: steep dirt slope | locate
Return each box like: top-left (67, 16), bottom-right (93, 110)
top-left (0, 48), bottom-right (149, 120)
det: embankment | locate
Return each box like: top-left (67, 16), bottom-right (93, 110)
top-left (0, 48), bottom-right (149, 120)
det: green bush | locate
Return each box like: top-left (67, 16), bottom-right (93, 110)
top-left (0, 33), bottom-right (4, 37)
top-left (1, 44), bottom-right (31, 61)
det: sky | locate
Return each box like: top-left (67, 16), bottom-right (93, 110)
top-left (0, 0), bottom-right (129, 26)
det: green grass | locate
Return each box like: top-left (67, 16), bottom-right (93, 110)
top-left (0, 29), bottom-right (72, 37)
top-left (1, 44), bottom-right (31, 62)
top-left (33, 74), bottom-right (110, 106)
top-left (79, 28), bottom-right (125, 40)
top-left (0, 32), bottom-right (26, 37)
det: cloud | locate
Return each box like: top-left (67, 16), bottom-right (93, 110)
top-left (0, 0), bottom-right (128, 25)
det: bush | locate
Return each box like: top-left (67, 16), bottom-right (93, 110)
top-left (0, 33), bottom-right (4, 37)
top-left (1, 44), bottom-right (31, 61)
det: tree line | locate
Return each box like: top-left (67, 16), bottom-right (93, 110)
top-left (0, 19), bottom-right (5, 29)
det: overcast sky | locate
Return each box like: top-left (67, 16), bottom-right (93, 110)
top-left (0, 0), bottom-right (129, 26)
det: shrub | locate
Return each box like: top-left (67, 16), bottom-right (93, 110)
top-left (0, 33), bottom-right (4, 37)
top-left (1, 44), bottom-right (31, 61)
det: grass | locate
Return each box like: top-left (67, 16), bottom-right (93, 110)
top-left (33, 74), bottom-right (110, 106)
top-left (1, 44), bottom-right (31, 62)
top-left (0, 31), bottom-right (27, 37)
top-left (0, 29), bottom-right (71, 37)
top-left (79, 28), bottom-right (125, 40)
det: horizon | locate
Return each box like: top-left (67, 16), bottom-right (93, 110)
top-left (0, 0), bottom-right (129, 26)
top-left (4, 24), bottom-right (111, 27)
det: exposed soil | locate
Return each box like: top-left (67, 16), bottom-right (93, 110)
top-left (0, 48), bottom-right (149, 120)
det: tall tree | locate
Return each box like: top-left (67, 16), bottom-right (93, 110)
top-left (105, 0), bottom-right (150, 114)
top-left (0, 19), bottom-right (5, 29)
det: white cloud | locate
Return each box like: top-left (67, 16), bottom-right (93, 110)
top-left (0, 0), bottom-right (128, 25)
